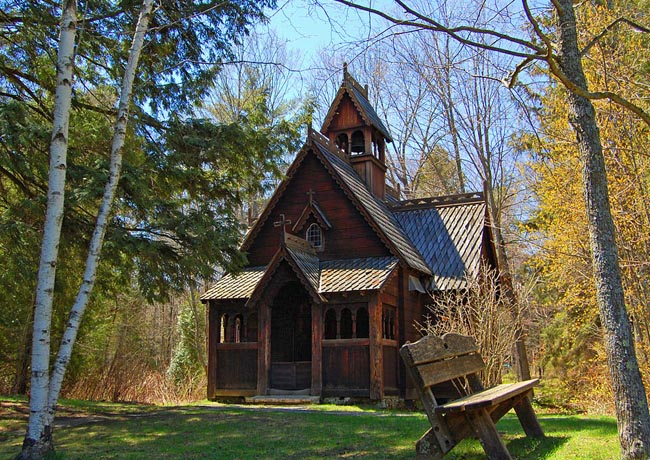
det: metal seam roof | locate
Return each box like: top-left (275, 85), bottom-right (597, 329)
top-left (393, 202), bottom-right (486, 291)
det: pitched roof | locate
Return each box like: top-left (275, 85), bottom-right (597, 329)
top-left (320, 256), bottom-right (398, 292)
top-left (201, 255), bottom-right (398, 301)
top-left (311, 135), bottom-right (431, 275)
top-left (244, 233), bottom-right (325, 306)
top-left (321, 66), bottom-right (393, 142)
top-left (284, 234), bottom-right (321, 295)
top-left (200, 266), bottom-right (266, 301)
top-left (392, 194), bottom-right (487, 291)
top-left (292, 200), bottom-right (332, 233)
top-left (239, 129), bottom-right (431, 276)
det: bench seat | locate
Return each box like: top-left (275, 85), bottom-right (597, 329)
top-left (437, 379), bottom-right (539, 414)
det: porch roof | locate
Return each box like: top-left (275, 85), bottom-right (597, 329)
top-left (200, 266), bottom-right (266, 300)
top-left (319, 256), bottom-right (398, 293)
top-left (201, 256), bottom-right (399, 301)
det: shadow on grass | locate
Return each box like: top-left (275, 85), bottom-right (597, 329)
top-left (506, 435), bottom-right (568, 460)
top-left (0, 400), bottom-right (619, 460)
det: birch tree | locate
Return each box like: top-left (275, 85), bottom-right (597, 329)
top-left (18, 2), bottom-right (152, 458)
top-left (330, 0), bottom-right (650, 457)
top-left (13, 0), bottom-right (277, 458)
top-left (19, 1), bottom-right (77, 457)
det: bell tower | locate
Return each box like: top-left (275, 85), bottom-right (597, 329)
top-left (321, 64), bottom-right (393, 200)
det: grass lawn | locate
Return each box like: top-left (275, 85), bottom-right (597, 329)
top-left (0, 397), bottom-right (619, 459)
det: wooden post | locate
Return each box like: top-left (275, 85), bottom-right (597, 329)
top-left (514, 393), bottom-right (545, 438)
top-left (311, 302), bottom-right (323, 396)
top-left (257, 301), bottom-right (270, 395)
top-left (368, 293), bottom-right (384, 400)
top-left (398, 267), bottom-right (406, 398)
top-left (207, 302), bottom-right (219, 399)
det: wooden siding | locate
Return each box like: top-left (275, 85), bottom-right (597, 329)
top-left (215, 345), bottom-right (257, 390)
top-left (327, 93), bottom-right (365, 132)
top-left (322, 339), bottom-right (370, 391)
top-left (246, 152), bottom-right (388, 266)
top-left (383, 344), bottom-right (399, 394)
top-left (379, 267), bottom-right (425, 399)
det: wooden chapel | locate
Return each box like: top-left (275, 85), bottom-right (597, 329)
top-left (201, 65), bottom-right (498, 402)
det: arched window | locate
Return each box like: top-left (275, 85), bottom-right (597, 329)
top-left (306, 223), bottom-right (323, 249)
top-left (340, 309), bottom-right (353, 339)
top-left (336, 133), bottom-right (349, 154)
top-left (356, 308), bottom-right (369, 338)
top-left (382, 309), bottom-right (395, 340)
top-left (234, 315), bottom-right (243, 343)
top-left (324, 309), bottom-right (337, 339)
top-left (351, 130), bottom-right (365, 155)
top-left (220, 313), bottom-right (229, 343)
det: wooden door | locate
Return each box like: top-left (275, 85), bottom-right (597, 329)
top-left (270, 282), bottom-right (312, 390)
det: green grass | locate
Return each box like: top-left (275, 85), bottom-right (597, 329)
top-left (0, 397), bottom-right (619, 460)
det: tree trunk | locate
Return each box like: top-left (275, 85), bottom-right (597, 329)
top-left (45, 0), bottom-right (155, 425)
top-left (18, 2), bottom-right (77, 458)
top-left (555, 0), bottom-right (650, 457)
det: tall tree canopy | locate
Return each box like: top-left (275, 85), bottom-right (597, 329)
top-left (0, 1), bottom-right (312, 458)
top-left (329, 0), bottom-right (650, 457)
top-left (523, 0), bottom-right (650, 412)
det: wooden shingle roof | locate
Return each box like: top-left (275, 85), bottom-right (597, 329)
top-left (319, 256), bottom-right (398, 292)
top-left (312, 136), bottom-right (431, 275)
top-left (201, 255), bottom-right (398, 301)
top-left (200, 266), bottom-right (265, 300)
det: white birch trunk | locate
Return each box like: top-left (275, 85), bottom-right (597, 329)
top-left (21, 1), bottom-right (77, 458)
top-left (45, 0), bottom-right (155, 425)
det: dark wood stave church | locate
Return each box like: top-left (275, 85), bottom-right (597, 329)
top-left (201, 66), bottom-right (498, 401)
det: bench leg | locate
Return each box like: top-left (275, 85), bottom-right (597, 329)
top-left (468, 409), bottom-right (512, 460)
top-left (415, 429), bottom-right (445, 460)
top-left (514, 393), bottom-right (544, 438)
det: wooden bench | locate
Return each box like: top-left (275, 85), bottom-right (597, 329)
top-left (400, 333), bottom-right (544, 460)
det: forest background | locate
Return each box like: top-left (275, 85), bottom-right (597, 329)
top-left (1, 0), bottom-right (648, 416)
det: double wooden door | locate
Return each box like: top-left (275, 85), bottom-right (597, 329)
top-left (270, 282), bottom-right (312, 390)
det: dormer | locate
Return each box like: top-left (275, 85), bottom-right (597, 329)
top-left (321, 64), bottom-right (393, 200)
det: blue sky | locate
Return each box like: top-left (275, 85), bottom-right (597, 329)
top-left (265, 1), bottom-right (385, 63)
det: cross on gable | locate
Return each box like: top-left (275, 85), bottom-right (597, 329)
top-left (307, 189), bottom-right (316, 205)
top-left (273, 214), bottom-right (292, 233)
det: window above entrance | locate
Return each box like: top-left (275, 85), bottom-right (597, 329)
top-left (306, 223), bottom-right (323, 250)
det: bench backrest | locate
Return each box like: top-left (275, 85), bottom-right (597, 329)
top-left (400, 333), bottom-right (485, 390)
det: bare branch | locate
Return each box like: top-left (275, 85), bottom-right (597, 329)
top-left (581, 17), bottom-right (650, 56)
top-left (333, 0), bottom-right (546, 58)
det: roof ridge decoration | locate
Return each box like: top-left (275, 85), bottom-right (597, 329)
top-left (391, 192), bottom-right (485, 211)
top-left (342, 62), bottom-right (368, 98)
top-left (320, 64), bottom-right (393, 143)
